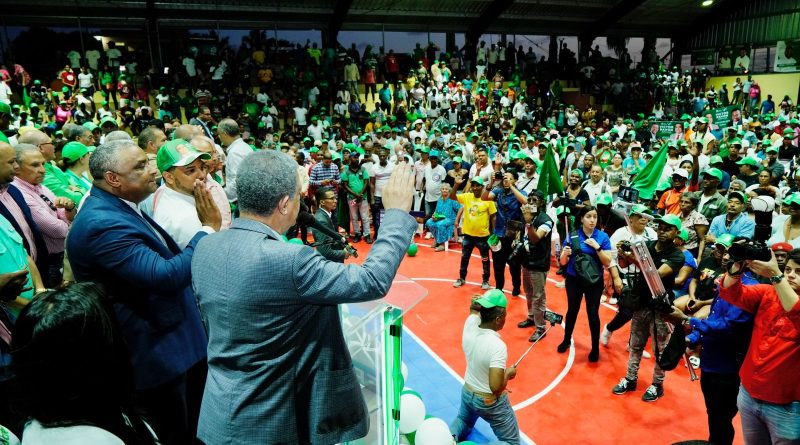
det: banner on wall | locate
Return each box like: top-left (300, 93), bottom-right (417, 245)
top-left (692, 50), bottom-right (716, 66)
top-left (650, 105), bottom-right (741, 138)
top-left (774, 41), bottom-right (799, 73)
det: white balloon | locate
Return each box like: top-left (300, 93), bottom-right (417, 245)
top-left (401, 362), bottom-right (408, 381)
top-left (415, 417), bottom-right (454, 445)
top-left (399, 391), bottom-right (426, 434)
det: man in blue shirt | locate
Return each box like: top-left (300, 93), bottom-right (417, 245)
top-left (668, 235), bottom-right (754, 445)
top-left (707, 191), bottom-right (755, 243)
top-left (482, 171), bottom-right (527, 295)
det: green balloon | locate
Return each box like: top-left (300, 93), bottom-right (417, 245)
top-left (288, 238), bottom-right (304, 245)
top-left (407, 243), bottom-right (418, 256)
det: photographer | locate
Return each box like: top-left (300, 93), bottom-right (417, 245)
top-left (611, 214), bottom-right (684, 402)
top-left (516, 190), bottom-right (554, 342)
top-left (719, 250), bottom-right (800, 444)
top-left (667, 236), bottom-right (755, 445)
top-left (482, 170), bottom-right (527, 294)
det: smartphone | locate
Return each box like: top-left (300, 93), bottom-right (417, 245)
top-left (119, 66), bottom-right (126, 72)
top-left (164, 67), bottom-right (170, 74)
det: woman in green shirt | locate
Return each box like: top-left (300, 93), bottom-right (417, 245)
top-left (60, 142), bottom-right (92, 195)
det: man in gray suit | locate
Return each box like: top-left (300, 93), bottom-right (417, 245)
top-left (312, 186), bottom-right (350, 262)
top-left (191, 150), bottom-right (417, 444)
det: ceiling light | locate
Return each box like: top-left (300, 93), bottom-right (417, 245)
top-left (701, 0), bottom-right (713, 6)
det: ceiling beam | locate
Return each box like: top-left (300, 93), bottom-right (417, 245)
top-left (466, 0), bottom-right (517, 44)
top-left (578, 0), bottom-right (648, 40)
top-left (325, 0), bottom-right (353, 46)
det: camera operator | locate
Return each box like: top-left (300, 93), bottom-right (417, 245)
top-left (603, 204), bottom-right (657, 355)
top-left (611, 214), bottom-right (685, 402)
top-left (666, 236), bottom-right (755, 445)
top-left (515, 190), bottom-right (554, 342)
top-left (719, 250), bottom-right (800, 444)
top-left (482, 170), bottom-right (527, 295)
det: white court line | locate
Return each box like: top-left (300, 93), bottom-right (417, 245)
top-left (412, 243), bottom-right (620, 313)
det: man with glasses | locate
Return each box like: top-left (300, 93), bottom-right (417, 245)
top-left (18, 129), bottom-right (84, 205)
top-left (11, 144), bottom-right (74, 287)
top-left (312, 186), bottom-right (350, 262)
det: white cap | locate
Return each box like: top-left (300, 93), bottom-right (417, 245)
top-left (672, 168), bottom-right (690, 179)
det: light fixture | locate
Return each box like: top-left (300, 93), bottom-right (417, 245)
top-left (701, 0), bottom-right (713, 6)
top-left (94, 35), bottom-right (103, 41)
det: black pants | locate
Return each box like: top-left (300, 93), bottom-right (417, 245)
top-left (460, 235), bottom-right (490, 282)
top-left (563, 275), bottom-right (603, 352)
top-left (607, 306), bottom-right (634, 332)
top-left (701, 371), bottom-right (741, 445)
top-left (371, 197), bottom-right (384, 238)
top-left (491, 235), bottom-right (521, 292)
top-left (45, 252), bottom-right (64, 288)
top-left (135, 360), bottom-right (206, 445)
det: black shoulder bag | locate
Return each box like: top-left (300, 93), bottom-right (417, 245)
top-left (570, 231), bottom-right (602, 288)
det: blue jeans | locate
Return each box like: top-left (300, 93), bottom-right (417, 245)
top-left (738, 385), bottom-right (800, 444)
top-left (450, 386), bottom-right (519, 445)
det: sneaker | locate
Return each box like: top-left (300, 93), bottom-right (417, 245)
top-left (612, 378), bottom-right (637, 395)
top-left (641, 384), bottom-right (664, 402)
top-left (434, 245), bottom-right (445, 252)
top-left (689, 356), bottom-right (700, 369)
top-left (529, 328), bottom-right (547, 342)
top-left (353, 234), bottom-right (362, 243)
top-left (512, 287), bottom-right (521, 297)
top-left (517, 319), bottom-right (536, 328)
top-left (608, 297), bottom-right (618, 305)
top-left (364, 235), bottom-right (373, 244)
top-left (453, 279), bottom-right (465, 288)
top-left (481, 281), bottom-right (491, 290)
top-left (600, 325), bottom-right (612, 346)
top-left (424, 232), bottom-right (433, 240)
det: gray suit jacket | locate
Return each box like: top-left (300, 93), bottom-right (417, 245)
top-left (312, 208), bottom-right (345, 262)
top-left (191, 208), bottom-right (416, 445)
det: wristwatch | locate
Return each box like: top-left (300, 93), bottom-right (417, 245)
top-left (595, 246), bottom-right (602, 252)
top-left (769, 273), bottom-right (785, 284)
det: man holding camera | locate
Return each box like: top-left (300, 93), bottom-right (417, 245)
top-left (450, 289), bottom-right (519, 445)
top-left (516, 190), bottom-right (554, 342)
top-left (612, 214), bottom-right (685, 402)
top-left (482, 170), bottom-right (527, 295)
top-left (718, 250), bottom-right (800, 444)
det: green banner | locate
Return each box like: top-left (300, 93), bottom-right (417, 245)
top-left (691, 49), bottom-right (716, 66)
top-left (709, 105), bottom-right (741, 128)
top-left (650, 121), bottom-right (683, 140)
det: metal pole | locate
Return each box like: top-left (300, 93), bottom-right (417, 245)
top-left (156, 20), bottom-right (163, 68)
top-left (77, 17), bottom-right (86, 56)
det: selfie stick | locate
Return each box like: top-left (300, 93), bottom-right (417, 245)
top-left (514, 310), bottom-right (563, 368)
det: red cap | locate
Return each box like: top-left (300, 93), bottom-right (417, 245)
top-left (771, 242), bottom-right (793, 253)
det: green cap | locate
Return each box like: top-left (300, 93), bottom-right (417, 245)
top-left (419, 146), bottom-right (431, 154)
top-left (784, 192), bottom-right (800, 206)
top-left (730, 138), bottom-right (742, 146)
top-left (309, 147), bottom-right (319, 153)
top-left (715, 233), bottom-right (734, 249)
top-left (569, 169), bottom-right (583, 179)
top-left (678, 228), bottom-right (689, 242)
top-left (596, 193), bottom-right (613, 206)
top-left (784, 129), bottom-right (795, 138)
top-left (766, 145), bottom-right (780, 154)
top-left (709, 155), bottom-right (723, 165)
top-left (475, 289), bottom-right (507, 308)
top-left (429, 150), bottom-right (441, 158)
top-left (728, 190), bottom-right (748, 204)
top-left (470, 176), bottom-right (485, 186)
top-left (99, 116), bottom-right (118, 127)
top-left (628, 204), bottom-right (652, 218)
top-left (0, 102), bottom-right (11, 115)
top-left (156, 139), bottom-right (210, 173)
top-left (654, 214), bottom-right (682, 230)
top-left (452, 156), bottom-right (463, 163)
top-left (736, 157), bottom-right (758, 167)
top-left (701, 168), bottom-right (723, 181)
top-left (82, 122), bottom-right (98, 131)
top-left (61, 142), bottom-right (90, 162)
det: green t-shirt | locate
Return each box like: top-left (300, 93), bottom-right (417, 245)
top-left (597, 149), bottom-right (614, 169)
top-left (341, 167), bottom-right (370, 197)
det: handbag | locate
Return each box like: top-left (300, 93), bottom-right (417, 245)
top-left (570, 231), bottom-right (602, 288)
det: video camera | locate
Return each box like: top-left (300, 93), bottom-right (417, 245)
top-left (544, 310), bottom-right (563, 325)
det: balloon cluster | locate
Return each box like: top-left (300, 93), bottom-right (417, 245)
top-left (397, 362), bottom-right (476, 445)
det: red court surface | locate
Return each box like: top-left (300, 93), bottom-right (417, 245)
top-left (349, 236), bottom-right (745, 445)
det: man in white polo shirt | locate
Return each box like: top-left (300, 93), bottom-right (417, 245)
top-left (450, 289), bottom-right (520, 444)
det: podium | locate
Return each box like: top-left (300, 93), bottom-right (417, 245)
top-left (340, 274), bottom-right (428, 445)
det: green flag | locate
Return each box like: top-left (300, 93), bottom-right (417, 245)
top-left (630, 143), bottom-right (669, 200)
top-left (22, 87), bottom-right (31, 109)
top-left (536, 144), bottom-right (564, 197)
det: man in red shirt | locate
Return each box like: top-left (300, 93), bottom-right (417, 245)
top-left (59, 65), bottom-right (76, 94)
top-left (384, 50), bottom-right (399, 86)
top-left (720, 250), bottom-right (800, 444)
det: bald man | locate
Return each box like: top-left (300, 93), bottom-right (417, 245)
top-left (18, 129), bottom-right (84, 204)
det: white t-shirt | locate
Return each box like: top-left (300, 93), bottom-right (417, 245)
top-left (67, 51), bottom-right (81, 68)
top-left (106, 48), bottom-right (121, 67)
top-left (609, 225), bottom-right (657, 273)
top-left (78, 72), bottom-right (93, 89)
top-left (424, 164), bottom-right (446, 202)
top-left (152, 185), bottom-right (213, 248)
top-left (370, 162), bottom-right (395, 197)
top-left (469, 163), bottom-right (494, 183)
top-left (462, 314), bottom-right (507, 394)
top-left (183, 57), bottom-right (197, 77)
top-left (22, 419), bottom-right (123, 445)
top-left (293, 107), bottom-right (308, 126)
top-left (582, 179), bottom-right (610, 205)
top-left (85, 50), bottom-right (101, 69)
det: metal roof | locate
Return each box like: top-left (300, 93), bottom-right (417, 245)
top-left (3, 0), bottom-right (735, 38)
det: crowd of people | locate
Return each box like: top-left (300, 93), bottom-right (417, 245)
top-left (0, 31), bottom-right (799, 445)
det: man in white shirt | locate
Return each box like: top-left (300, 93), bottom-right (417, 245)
top-left (106, 43), bottom-right (121, 68)
top-left (469, 149), bottom-right (494, 183)
top-left (293, 106), bottom-right (308, 126)
top-left (191, 136), bottom-right (232, 230)
top-left (217, 118), bottom-right (253, 205)
top-left (450, 290), bottom-right (519, 444)
top-left (734, 48), bottom-right (751, 73)
top-left (151, 139), bottom-right (221, 248)
top-left (423, 151), bottom-right (446, 217)
top-left (370, 147), bottom-right (395, 235)
top-left (85, 49), bottom-right (101, 70)
top-left (77, 67), bottom-right (94, 95)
